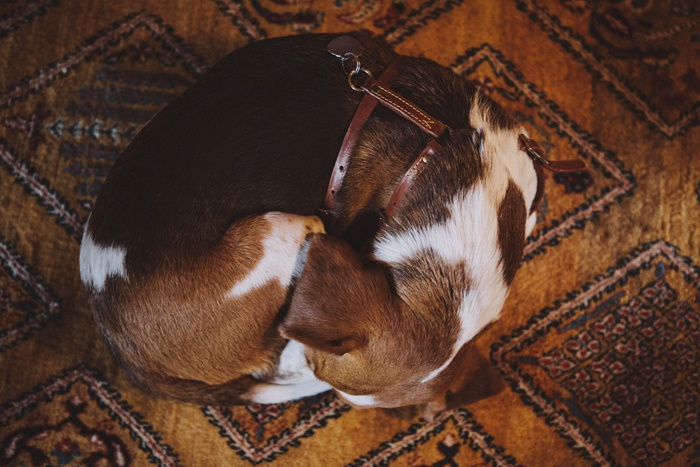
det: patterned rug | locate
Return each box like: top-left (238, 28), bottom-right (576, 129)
top-left (1, 1), bottom-right (698, 465)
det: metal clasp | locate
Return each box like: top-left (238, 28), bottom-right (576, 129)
top-left (328, 35), bottom-right (373, 92)
top-left (348, 67), bottom-right (373, 92)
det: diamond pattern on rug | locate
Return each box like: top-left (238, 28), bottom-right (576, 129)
top-left (202, 391), bottom-right (350, 464)
top-left (349, 408), bottom-right (519, 466)
top-left (0, 11), bottom-right (206, 240)
top-left (214, 0), bottom-right (464, 45)
top-left (452, 44), bottom-right (636, 261)
top-left (0, 366), bottom-right (180, 466)
top-left (514, 0), bottom-right (700, 137)
top-left (377, 0), bottom-right (465, 46)
top-left (0, 236), bottom-right (60, 352)
top-left (0, 0), bottom-right (58, 40)
top-left (493, 240), bottom-right (700, 466)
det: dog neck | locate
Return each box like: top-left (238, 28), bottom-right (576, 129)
top-left (320, 35), bottom-right (586, 237)
top-left (319, 53), bottom-right (449, 235)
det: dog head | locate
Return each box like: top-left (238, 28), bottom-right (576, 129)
top-left (280, 94), bottom-right (541, 409)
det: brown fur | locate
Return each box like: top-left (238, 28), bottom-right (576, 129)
top-left (280, 235), bottom-right (451, 393)
top-left (281, 235), bottom-right (500, 408)
top-left (84, 31), bottom-right (535, 408)
top-left (88, 214), bottom-right (298, 402)
top-left (85, 32), bottom-right (399, 404)
top-left (498, 181), bottom-right (527, 285)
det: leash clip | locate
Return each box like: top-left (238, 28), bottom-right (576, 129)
top-left (328, 35), bottom-right (373, 92)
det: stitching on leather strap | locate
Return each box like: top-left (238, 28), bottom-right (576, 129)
top-left (370, 85), bottom-right (435, 130)
top-left (320, 57), bottom-right (408, 230)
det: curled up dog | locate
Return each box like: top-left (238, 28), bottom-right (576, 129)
top-left (79, 32), bottom-right (584, 413)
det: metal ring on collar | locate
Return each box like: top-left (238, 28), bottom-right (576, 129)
top-left (341, 53), bottom-right (361, 76)
top-left (348, 68), bottom-right (373, 92)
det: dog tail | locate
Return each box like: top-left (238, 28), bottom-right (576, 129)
top-left (122, 366), bottom-right (259, 406)
top-left (122, 366), bottom-right (332, 406)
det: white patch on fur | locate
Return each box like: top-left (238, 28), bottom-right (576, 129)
top-left (421, 272), bottom-right (508, 383)
top-left (375, 185), bottom-right (508, 384)
top-left (375, 96), bottom-right (539, 383)
top-left (247, 340), bottom-right (331, 403)
top-left (336, 391), bottom-right (378, 407)
top-left (255, 340), bottom-right (316, 385)
top-left (421, 359), bottom-right (451, 383)
top-left (374, 184), bottom-right (501, 266)
top-left (79, 229), bottom-right (127, 291)
top-left (470, 93), bottom-right (539, 222)
top-left (375, 185), bottom-right (508, 383)
top-left (227, 213), bottom-right (324, 298)
top-left (246, 379), bottom-right (332, 404)
top-left (419, 187), bottom-right (508, 383)
top-left (526, 211), bottom-right (537, 237)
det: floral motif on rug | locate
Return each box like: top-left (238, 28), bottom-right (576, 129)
top-left (214, 0), bottom-right (465, 45)
top-left (349, 408), bottom-right (520, 466)
top-left (515, 0), bottom-right (700, 137)
top-left (0, 366), bottom-right (180, 466)
top-left (203, 391), bottom-right (350, 464)
top-left (493, 240), bottom-right (700, 465)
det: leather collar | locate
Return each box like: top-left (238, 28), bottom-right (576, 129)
top-left (320, 55), bottom-right (447, 226)
top-left (321, 36), bottom-right (586, 229)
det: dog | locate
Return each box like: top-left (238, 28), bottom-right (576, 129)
top-left (80, 31), bottom-right (582, 412)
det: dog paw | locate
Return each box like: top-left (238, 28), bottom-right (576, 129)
top-left (422, 398), bottom-right (447, 422)
top-left (260, 213), bottom-right (325, 244)
top-left (304, 215), bottom-right (326, 235)
top-left (264, 212), bottom-right (325, 237)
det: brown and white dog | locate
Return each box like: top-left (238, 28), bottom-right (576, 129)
top-left (79, 32), bottom-right (578, 412)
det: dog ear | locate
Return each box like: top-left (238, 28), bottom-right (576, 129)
top-left (422, 345), bottom-right (505, 419)
top-left (444, 344), bottom-right (505, 409)
top-left (280, 234), bottom-right (394, 356)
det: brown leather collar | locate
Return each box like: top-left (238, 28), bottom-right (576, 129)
top-left (322, 57), bottom-right (406, 215)
top-left (518, 134), bottom-right (586, 214)
top-left (320, 53), bottom-right (448, 229)
top-left (321, 36), bottom-right (586, 229)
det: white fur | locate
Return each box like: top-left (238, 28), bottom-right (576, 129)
top-left (374, 184), bottom-right (501, 267)
top-left (80, 229), bottom-right (128, 291)
top-left (375, 125), bottom-right (523, 382)
top-left (247, 340), bottom-right (332, 404)
top-left (421, 359), bottom-right (451, 383)
top-left (375, 186), bottom-right (508, 383)
top-left (254, 340), bottom-right (316, 385)
top-left (403, 100), bottom-right (538, 382)
top-left (246, 379), bottom-right (332, 404)
top-left (227, 213), bottom-right (324, 298)
top-left (526, 211), bottom-right (538, 236)
top-left (421, 269), bottom-right (508, 382)
top-left (470, 94), bottom-right (539, 220)
top-left (336, 391), bottom-right (378, 407)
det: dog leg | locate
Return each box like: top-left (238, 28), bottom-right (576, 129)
top-left (226, 212), bottom-right (325, 300)
top-left (422, 397), bottom-right (447, 422)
